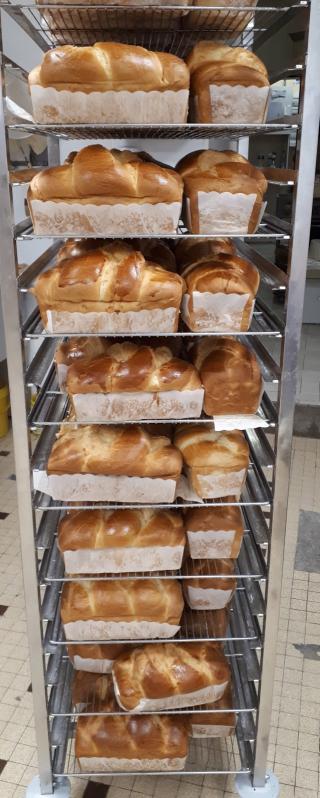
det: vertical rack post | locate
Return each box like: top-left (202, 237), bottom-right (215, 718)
top-left (252, 0), bottom-right (320, 787)
top-left (0, 51), bottom-right (54, 794)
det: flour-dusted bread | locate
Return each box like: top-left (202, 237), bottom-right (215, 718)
top-left (190, 337), bottom-right (263, 415)
top-left (29, 43), bottom-right (190, 124)
top-left (75, 713), bottom-right (190, 772)
top-left (191, 684), bottom-right (236, 738)
top-left (174, 425), bottom-right (249, 499)
top-left (177, 149), bottom-right (268, 234)
top-left (61, 578), bottom-right (184, 640)
top-left (175, 237), bottom-right (236, 272)
top-left (34, 424), bottom-right (183, 502)
top-left (27, 146), bottom-right (183, 235)
top-left (72, 671), bottom-right (118, 711)
top-left (58, 508), bottom-right (186, 573)
top-left (183, 558), bottom-right (236, 610)
top-left (31, 241), bottom-right (185, 334)
top-left (187, 42), bottom-right (269, 123)
top-left (112, 641), bottom-right (230, 711)
top-left (67, 643), bottom-right (129, 673)
top-left (180, 253), bottom-right (259, 333)
top-left (66, 340), bottom-right (203, 421)
top-left (185, 506), bottom-right (244, 559)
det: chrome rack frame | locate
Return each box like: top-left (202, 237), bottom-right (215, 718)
top-left (0, 0), bottom-right (320, 793)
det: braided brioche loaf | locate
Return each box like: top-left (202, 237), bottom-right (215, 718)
top-left (190, 336), bottom-right (263, 415)
top-left (61, 578), bottom-right (184, 640)
top-left (75, 714), bottom-right (189, 772)
top-left (113, 641), bottom-right (230, 711)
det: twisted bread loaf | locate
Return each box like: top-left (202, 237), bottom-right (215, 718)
top-left (187, 42), bottom-right (269, 89)
top-left (190, 337), bottom-right (262, 415)
top-left (29, 43), bottom-right (189, 93)
top-left (61, 579), bottom-right (184, 626)
top-left (58, 508), bottom-right (185, 551)
top-left (72, 671), bottom-right (117, 711)
top-left (185, 505), bottom-right (244, 559)
top-left (56, 237), bottom-right (176, 272)
top-left (75, 714), bottom-right (189, 767)
top-left (32, 242), bottom-right (185, 326)
top-left (66, 341), bottom-right (201, 395)
top-left (28, 145), bottom-right (183, 204)
top-left (175, 426), bottom-right (249, 472)
top-left (113, 642), bottom-right (230, 710)
top-left (67, 643), bottom-right (128, 672)
top-left (175, 237), bottom-right (235, 271)
top-left (47, 424), bottom-right (183, 479)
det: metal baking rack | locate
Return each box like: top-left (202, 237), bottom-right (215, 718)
top-left (0, 0), bottom-right (319, 792)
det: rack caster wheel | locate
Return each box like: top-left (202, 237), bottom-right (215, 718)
top-left (26, 776), bottom-right (71, 797)
top-left (235, 771), bottom-right (280, 797)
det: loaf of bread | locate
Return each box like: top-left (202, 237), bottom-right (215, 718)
top-left (113, 641), bottom-right (230, 711)
top-left (58, 508), bottom-right (186, 573)
top-left (27, 146), bottom-right (183, 235)
top-left (174, 426), bottom-right (249, 498)
top-left (31, 241), bottom-right (185, 333)
top-left (61, 578), bottom-right (184, 639)
top-left (177, 149), bottom-right (268, 234)
top-left (181, 253), bottom-right (260, 332)
top-left (72, 671), bottom-right (117, 711)
top-left (65, 341), bottom-right (203, 421)
top-left (67, 643), bottom-right (128, 673)
top-left (187, 42), bottom-right (269, 123)
top-left (175, 237), bottom-right (235, 271)
top-left (185, 506), bottom-right (244, 559)
top-left (183, 558), bottom-right (236, 610)
top-left (75, 714), bottom-right (189, 772)
top-left (54, 337), bottom-right (109, 390)
top-left (190, 337), bottom-right (263, 415)
top-left (57, 237), bottom-right (177, 272)
top-left (191, 684), bottom-right (236, 738)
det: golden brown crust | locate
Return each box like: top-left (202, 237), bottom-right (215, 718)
top-left (61, 579), bottom-right (184, 626)
top-left (113, 642), bottom-right (230, 711)
top-left (47, 424), bottom-right (183, 479)
top-left (185, 505), bottom-right (244, 536)
top-left (66, 341), bottom-right (201, 395)
top-left (28, 145), bottom-right (183, 205)
top-left (174, 425), bottom-right (249, 473)
top-left (190, 337), bottom-right (262, 415)
top-left (31, 242), bottom-right (185, 325)
top-left (75, 714), bottom-right (189, 761)
top-left (183, 557), bottom-right (236, 592)
top-left (58, 508), bottom-right (185, 552)
top-left (29, 43), bottom-right (189, 93)
top-left (175, 237), bottom-right (236, 271)
top-left (54, 337), bottom-right (109, 367)
top-left (187, 42), bottom-right (269, 92)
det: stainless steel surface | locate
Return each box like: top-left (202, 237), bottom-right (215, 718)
top-left (0, 50), bottom-right (53, 794)
top-left (253, 0), bottom-right (320, 787)
top-left (8, 121), bottom-right (298, 140)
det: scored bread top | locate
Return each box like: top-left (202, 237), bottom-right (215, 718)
top-left (58, 508), bottom-right (185, 551)
top-left (75, 713), bottom-right (189, 760)
top-left (29, 42), bottom-right (190, 93)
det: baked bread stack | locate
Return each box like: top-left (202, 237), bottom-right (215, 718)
top-left (177, 149), bottom-right (268, 234)
top-left (174, 426), bottom-right (249, 499)
top-left (29, 43), bottom-right (190, 125)
top-left (31, 241), bottom-right (185, 334)
top-left (185, 506), bottom-right (244, 559)
top-left (191, 684), bottom-right (236, 738)
top-left (187, 42), bottom-right (270, 123)
top-left (113, 641), bottom-right (230, 710)
top-left (61, 578), bottom-right (184, 640)
top-left (33, 424), bottom-right (182, 503)
top-left (75, 714), bottom-right (189, 772)
top-left (180, 252), bottom-right (260, 332)
top-left (58, 508), bottom-right (186, 573)
top-left (65, 341), bottom-right (203, 421)
top-left (27, 146), bottom-right (183, 235)
top-left (190, 337), bottom-right (263, 416)
top-left (183, 558), bottom-right (236, 610)
top-left (67, 643), bottom-right (128, 673)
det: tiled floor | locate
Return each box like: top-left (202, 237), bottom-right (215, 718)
top-left (0, 432), bottom-right (320, 798)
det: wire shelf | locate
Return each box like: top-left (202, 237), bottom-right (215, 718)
top-left (16, 223), bottom-right (291, 241)
top-left (8, 121), bottom-right (298, 141)
top-left (51, 711), bottom-right (254, 777)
